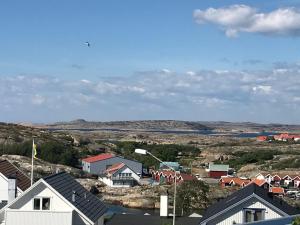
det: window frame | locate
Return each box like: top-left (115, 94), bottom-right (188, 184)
top-left (243, 208), bottom-right (265, 223)
top-left (33, 197), bottom-right (51, 211)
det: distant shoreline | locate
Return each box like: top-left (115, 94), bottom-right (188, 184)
top-left (46, 127), bottom-right (278, 138)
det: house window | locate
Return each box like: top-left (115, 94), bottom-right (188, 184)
top-left (33, 197), bottom-right (51, 210)
top-left (33, 198), bottom-right (40, 210)
top-left (244, 209), bottom-right (264, 223)
top-left (42, 198), bottom-right (50, 210)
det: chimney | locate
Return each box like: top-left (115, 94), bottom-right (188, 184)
top-left (160, 193), bottom-right (169, 217)
top-left (72, 191), bottom-right (76, 202)
top-left (8, 175), bottom-right (17, 203)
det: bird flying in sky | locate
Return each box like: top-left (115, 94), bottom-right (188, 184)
top-left (84, 41), bottom-right (90, 47)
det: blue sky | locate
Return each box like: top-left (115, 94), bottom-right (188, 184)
top-left (1, 0), bottom-right (300, 123)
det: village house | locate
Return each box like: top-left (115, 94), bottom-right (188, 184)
top-left (82, 153), bottom-right (143, 176)
top-left (254, 173), bottom-right (300, 188)
top-left (219, 177), bottom-right (251, 188)
top-left (198, 183), bottom-right (300, 225)
top-left (0, 160), bottom-right (31, 206)
top-left (220, 175), bottom-right (288, 196)
top-left (151, 170), bottom-right (196, 184)
top-left (273, 133), bottom-right (300, 142)
top-left (207, 163), bottom-right (229, 179)
top-left (99, 162), bottom-right (140, 187)
top-left (257, 136), bottom-right (268, 142)
top-left (0, 172), bottom-right (107, 225)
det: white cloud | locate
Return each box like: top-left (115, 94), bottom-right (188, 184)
top-left (252, 85), bottom-right (272, 95)
top-left (161, 69), bottom-right (171, 74)
top-left (186, 71), bottom-right (196, 76)
top-left (194, 5), bottom-right (300, 37)
top-left (31, 94), bottom-right (46, 105)
top-left (2, 63), bottom-right (300, 123)
top-left (81, 79), bottom-right (91, 84)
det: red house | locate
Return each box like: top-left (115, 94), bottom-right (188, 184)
top-left (208, 164), bottom-right (229, 179)
top-left (257, 136), bottom-right (268, 142)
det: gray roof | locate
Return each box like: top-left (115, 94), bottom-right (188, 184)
top-left (199, 184), bottom-right (300, 224)
top-left (106, 214), bottom-right (199, 225)
top-left (43, 172), bottom-right (107, 223)
top-left (0, 201), bottom-right (7, 210)
top-left (208, 164), bottom-right (229, 172)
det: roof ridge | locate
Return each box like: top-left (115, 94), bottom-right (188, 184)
top-left (43, 171), bottom-right (66, 180)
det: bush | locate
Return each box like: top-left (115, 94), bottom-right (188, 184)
top-left (114, 141), bottom-right (200, 168)
top-left (39, 141), bottom-right (79, 167)
top-left (228, 150), bottom-right (281, 170)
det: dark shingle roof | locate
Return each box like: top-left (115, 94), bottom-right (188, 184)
top-left (43, 172), bottom-right (107, 222)
top-left (199, 183), bottom-right (300, 224)
top-left (106, 214), bottom-right (199, 225)
top-left (0, 160), bottom-right (31, 191)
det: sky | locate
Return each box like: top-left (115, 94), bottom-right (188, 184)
top-left (1, 0), bottom-right (300, 124)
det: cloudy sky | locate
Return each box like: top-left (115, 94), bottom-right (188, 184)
top-left (1, 0), bottom-right (300, 124)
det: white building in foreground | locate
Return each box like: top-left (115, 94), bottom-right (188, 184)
top-left (0, 172), bottom-right (107, 225)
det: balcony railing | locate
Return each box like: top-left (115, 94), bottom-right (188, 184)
top-left (112, 176), bottom-right (134, 180)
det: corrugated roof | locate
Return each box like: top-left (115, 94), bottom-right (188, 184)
top-left (82, 153), bottom-right (114, 163)
top-left (43, 172), bottom-right (107, 222)
top-left (106, 163), bottom-right (125, 174)
top-left (209, 164), bottom-right (229, 172)
top-left (0, 160), bottom-right (31, 191)
top-left (199, 183), bottom-right (300, 224)
top-left (159, 162), bottom-right (180, 168)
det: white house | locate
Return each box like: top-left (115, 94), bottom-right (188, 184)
top-left (0, 172), bottom-right (107, 225)
top-left (82, 153), bottom-right (142, 176)
top-left (99, 163), bottom-right (140, 187)
top-left (0, 160), bottom-right (31, 205)
top-left (198, 183), bottom-right (299, 225)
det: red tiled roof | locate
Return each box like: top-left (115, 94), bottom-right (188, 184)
top-left (82, 153), bottom-right (114, 163)
top-left (179, 173), bottom-right (196, 181)
top-left (220, 177), bottom-right (251, 187)
top-left (250, 179), bottom-right (267, 187)
top-left (257, 136), bottom-right (267, 141)
top-left (270, 187), bottom-right (285, 194)
top-left (106, 163), bottom-right (125, 174)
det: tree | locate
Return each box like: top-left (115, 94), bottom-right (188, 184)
top-left (292, 217), bottom-right (300, 225)
top-left (175, 180), bottom-right (209, 215)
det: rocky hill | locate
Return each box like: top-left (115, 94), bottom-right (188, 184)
top-left (46, 119), bottom-right (211, 131)
top-left (40, 120), bottom-right (300, 133)
top-left (0, 122), bottom-right (74, 146)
